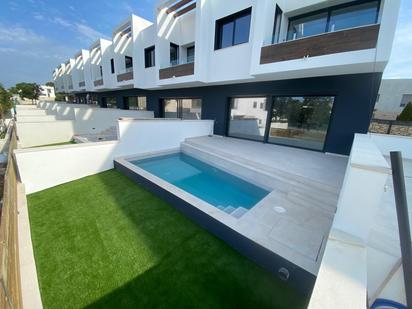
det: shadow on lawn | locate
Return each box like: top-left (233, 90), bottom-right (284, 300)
top-left (82, 170), bottom-right (307, 308)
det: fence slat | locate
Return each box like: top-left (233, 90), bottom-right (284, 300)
top-left (0, 125), bottom-right (23, 309)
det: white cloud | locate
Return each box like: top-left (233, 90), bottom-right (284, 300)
top-left (33, 14), bottom-right (45, 21)
top-left (52, 17), bottom-right (72, 28)
top-left (75, 23), bottom-right (107, 41)
top-left (0, 24), bottom-right (46, 44)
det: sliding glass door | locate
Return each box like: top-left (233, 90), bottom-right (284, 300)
top-left (268, 96), bottom-right (334, 150)
top-left (228, 97), bottom-right (268, 141)
top-left (162, 98), bottom-right (202, 120)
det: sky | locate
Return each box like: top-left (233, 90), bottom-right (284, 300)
top-left (0, 0), bottom-right (411, 88)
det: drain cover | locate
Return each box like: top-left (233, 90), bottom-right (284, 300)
top-left (273, 206), bottom-right (286, 214)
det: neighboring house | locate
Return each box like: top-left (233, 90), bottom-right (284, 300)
top-left (373, 79), bottom-right (412, 120)
top-left (39, 85), bottom-right (56, 101)
top-left (52, 0), bottom-right (400, 155)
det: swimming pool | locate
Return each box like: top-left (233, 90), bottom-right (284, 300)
top-left (130, 153), bottom-right (269, 215)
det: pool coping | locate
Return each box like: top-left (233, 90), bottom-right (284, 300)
top-left (114, 151), bottom-right (317, 296)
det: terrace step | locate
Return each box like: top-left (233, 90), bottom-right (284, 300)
top-left (230, 207), bottom-right (249, 219)
top-left (182, 139), bottom-right (340, 195)
top-left (223, 206), bottom-right (236, 214)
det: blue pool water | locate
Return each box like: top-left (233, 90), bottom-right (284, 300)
top-left (131, 153), bottom-right (269, 211)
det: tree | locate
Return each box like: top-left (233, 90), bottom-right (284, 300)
top-left (55, 93), bottom-right (66, 102)
top-left (14, 82), bottom-right (42, 103)
top-left (0, 84), bottom-right (14, 121)
top-left (397, 102), bottom-right (412, 121)
top-left (45, 81), bottom-right (54, 87)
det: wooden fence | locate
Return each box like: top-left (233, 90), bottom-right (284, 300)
top-left (0, 125), bottom-right (22, 309)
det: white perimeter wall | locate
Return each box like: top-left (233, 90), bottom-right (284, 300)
top-left (16, 121), bottom-right (75, 148)
top-left (370, 133), bottom-right (412, 160)
top-left (15, 119), bottom-right (214, 194)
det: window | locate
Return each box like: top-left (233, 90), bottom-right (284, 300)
top-left (272, 5), bottom-right (283, 44)
top-left (187, 46), bottom-right (195, 63)
top-left (162, 98), bottom-right (202, 120)
top-left (260, 102), bottom-right (264, 109)
top-left (125, 56), bottom-right (133, 70)
top-left (329, 1), bottom-right (379, 32)
top-left (144, 46), bottom-right (155, 68)
top-left (125, 96), bottom-right (147, 110)
top-left (400, 94), bottom-right (412, 107)
top-left (99, 65), bottom-right (103, 78)
top-left (287, 12), bottom-right (328, 40)
top-left (170, 43), bottom-right (179, 66)
top-left (215, 7), bottom-right (252, 49)
top-left (287, 0), bottom-right (380, 41)
top-left (228, 97), bottom-right (268, 141)
top-left (110, 58), bottom-right (115, 74)
top-left (268, 96), bottom-right (334, 150)
top-left (104, 97), bottom-right (118, 109)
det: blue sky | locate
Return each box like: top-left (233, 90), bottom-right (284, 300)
top-left (0, 0), bottom-right (411, 88)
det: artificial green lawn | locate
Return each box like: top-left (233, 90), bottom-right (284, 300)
top-left (27, 170), bottom-right (307, 309)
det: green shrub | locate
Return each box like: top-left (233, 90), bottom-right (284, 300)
top-left (397, 102), bottom-right (412, 121)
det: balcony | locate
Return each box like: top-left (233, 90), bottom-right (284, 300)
top-left (117, 67), bottom-right (134, 83)
top-left (94, 79), bottom-right (103, 87)
top-left (260, 24), bottom-right (380, 65)
top-left (159, 59), bottom-right (195, 80)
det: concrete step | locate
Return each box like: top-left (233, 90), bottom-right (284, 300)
top-left (182, 140), bottom-right (339, 195)
top-left (223, 206), bottom-right (236, 214)
top-left (230, 207), bottom-right (249, 219)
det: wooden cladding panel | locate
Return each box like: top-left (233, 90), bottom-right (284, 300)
top-left (117, 71), bottom-right (134, 82)
top-left (159, 62), bottom-right (194, 80)
top-left (174, 3), bottom-right (196, 17)
top-left (260, 24), bottom-right (380, 65)
top-left (166, 0), bottom-right (193, 14)
top-left (94, 79), bottom-right (103, 87)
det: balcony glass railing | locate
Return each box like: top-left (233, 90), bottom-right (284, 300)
top-left (161, 57), bottom-right (195, 69)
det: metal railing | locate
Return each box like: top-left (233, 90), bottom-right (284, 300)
top-left (390, 152), bottom-right (412, 308)
top-left (369, 119), bottom-right (412, 137)
top-left (0, 125), bottom-right (22, 309)
top-left (161, 57), bottom-right (195, 69)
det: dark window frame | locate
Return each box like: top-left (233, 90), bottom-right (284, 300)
top-left (160, 97), bottom-right (202, 119)
top-left (187, 45), bottom-right (195, 63)
top-left (215, 7), bottom-right (252, 50)
top-left (144, 46), bottom-right (156, 68)
top-left (225, 94), bottom-right (337, 152)
top-left (272, 5), bottom-right (283, 44)
top-left (110, 58), bottom-right (115, 74)
top-left (170, 42), bottom-right (179, 65)
top-left (286, 0), bottom-right (380, 41)
top-left (125, 56), bottom-right (133, 69)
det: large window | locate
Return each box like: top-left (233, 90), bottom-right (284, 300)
top-left (170, 43), bottom-right (179, 66)
top-left (104, 97), bottom-right (118, 109)
top-left (215, 7), bottom-right (252, 50)
top-left (125, 96), bottom-right (147, 110)
top-left (125, 56), bottom-right (133, 71)
top-left (162, 98), bottom-right (202, 120)
top-left (272, 5), bottom-right (283, 44)
top-left (187, 46), bottom-right (195, 63)
top-left (228, 97), bottom-right (268, 141)
top-left (287, 0), bottom-right (379, 41)
top-left (144, 46), bottom-right (155, 68)
top-left (268, 96), bottom-right (334, 150)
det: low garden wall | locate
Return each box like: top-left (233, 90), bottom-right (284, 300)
top-left (14, 119), bottom-right (214, 194)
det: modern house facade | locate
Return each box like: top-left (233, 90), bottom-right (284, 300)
top-left (53, 0), bottom-right (400, 155)
top-left (374, 79), bottom-right (412, 119)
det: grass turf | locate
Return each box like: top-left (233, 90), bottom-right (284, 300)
top-left (28, 170), bottom-right (307, 309)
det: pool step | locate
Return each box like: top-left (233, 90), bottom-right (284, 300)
top-left (220, 206), bottom-right (249, 219)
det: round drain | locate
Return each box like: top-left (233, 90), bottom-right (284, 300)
top-left (278, 267), bottom-right (290, 281)
top-left (273, 206), bottom-right (286, 214)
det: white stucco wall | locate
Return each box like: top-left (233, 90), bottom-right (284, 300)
top-left (14, 119), bottom-right (214, 194)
